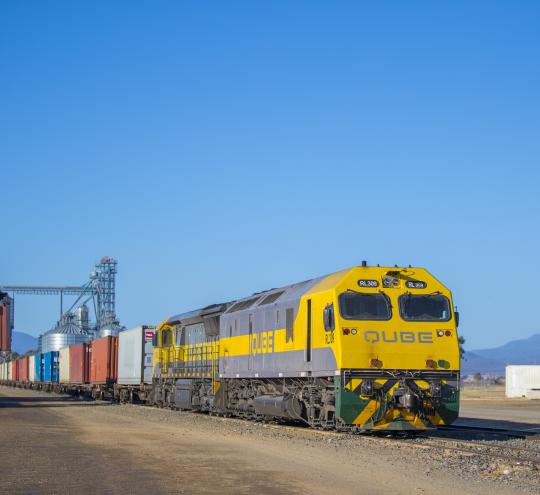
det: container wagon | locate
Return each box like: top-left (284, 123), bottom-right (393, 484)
top-left (89, 336), bottom-right (118, 399)
top-left (34, 353), bottom-right (43, 383)
top-left (69, 342), bottom-right (90, 386)
top-left (19, 356), bottom-right (29, 386)
top-left (11, 360), bottom-right (19, 383)
top-left (29, 355), bottom-right (36, 382)
top-left (58, 347), bottom-right (71, 391)
top-left (41, 351), bottom-right (59, 390)
top-left (115, 326), bottom-right (155, 403)
top-left (0, 361), bottom-right (7, 381)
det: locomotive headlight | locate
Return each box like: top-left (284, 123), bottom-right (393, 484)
top-left (360, 379), bottom-right (374, 396)
top-left (351, 329), bottom-right (357, 335)
top-left (430, 381), bottom-right (442, 398)
top-left (437, 330), bottom-right (444, 337)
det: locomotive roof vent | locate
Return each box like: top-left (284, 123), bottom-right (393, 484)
top-left (361, 260), bottom-right (367, 267)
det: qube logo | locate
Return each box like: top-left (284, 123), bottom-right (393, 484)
top-left (364, 330), bottom-right (433, 344)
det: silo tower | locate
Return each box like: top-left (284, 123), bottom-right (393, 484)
top-left (93, 256), bottom-right (119, 330)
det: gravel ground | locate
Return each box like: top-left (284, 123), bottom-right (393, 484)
top-left (1, 385), bottom-right (539, 495)
top-left (110, 401), bottom-right (540, 494)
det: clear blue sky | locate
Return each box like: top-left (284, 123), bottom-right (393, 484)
top-left (1, 2), bottom-right (539, 349)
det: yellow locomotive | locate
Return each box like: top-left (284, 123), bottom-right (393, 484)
top-left (152, 263), bottom-right (460, 431)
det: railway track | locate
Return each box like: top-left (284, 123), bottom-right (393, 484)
top-left (409, 437), bottom-right (540, 466)
top-left (438, 424), bottom-right (538, 439)
top-left (361, 425), bottom-right (540, 467)
top-left (229, 416), bottom-right (540, 466)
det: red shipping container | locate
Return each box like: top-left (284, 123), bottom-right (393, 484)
top-left (89, 336), bottom-right (118, 384)
top-left (70, 343), bottom-right (90, 384)
top-left (12, 360), bottom-right (19, 381)
top-left (19, 356), bottom-right (29, 382)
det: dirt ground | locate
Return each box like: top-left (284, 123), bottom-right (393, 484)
top-left (1, 386), bottom-right (538, 495)
top-left (459, 385), bottom-right (540, 431)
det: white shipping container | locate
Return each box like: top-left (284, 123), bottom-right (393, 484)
top-left (118, 326), bottom-right (155, 385)
top-left (0, 362), bottom-right (5, 380)
top-left (7, 361), bottom-right (11, 380)
top-left (506, 365), bottom-right (540, 398)
top-left (59, 347), bottom-right (71, 383)
top-left (29, 355), bottom-right (36, 382)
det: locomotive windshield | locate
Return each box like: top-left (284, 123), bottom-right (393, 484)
top-left (399, 293), bottom-right (451, 321)
top-left (339, 292), bottom-right (391, 320)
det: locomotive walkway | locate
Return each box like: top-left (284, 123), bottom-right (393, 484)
top-left (0, 386), bottom-right (537, 495)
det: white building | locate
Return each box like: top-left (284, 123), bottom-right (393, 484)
top-left (506, 365), bottom-right (540, 398)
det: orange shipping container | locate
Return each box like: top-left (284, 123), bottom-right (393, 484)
top-left (90, 336), bottom-right (118, 384)
top-left (19, 356), bottom-right (29, 382)
top-left (12, 360), bottom-right (19, 381)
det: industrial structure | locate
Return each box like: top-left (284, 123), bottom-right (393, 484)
top-left (0, 292), bottom-right (14, 353)
top-left (0, 256), bottom-right (123, 354)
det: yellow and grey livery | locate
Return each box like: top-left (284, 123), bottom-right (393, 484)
top-left (152, 263), bottom-right (460, 431)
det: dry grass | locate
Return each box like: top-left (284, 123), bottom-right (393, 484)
top-left (461, 385), bottom-right (508, 400)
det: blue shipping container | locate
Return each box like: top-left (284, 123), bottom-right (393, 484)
top-left (43, 351), bottom-right (59, 382)
top-left (34, 353), bottom-right (43, 382)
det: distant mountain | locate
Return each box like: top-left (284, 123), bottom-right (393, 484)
top-left (11, 331), bottom-right (38, 355)
top-left (462, 334), bottom-right (540, 375)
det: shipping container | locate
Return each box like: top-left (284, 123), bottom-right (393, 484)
top-left (7, 360), bottom-right (12, 380)
top-left (43, 351), bottom-right (59, 383)
top-left (506, 365), bottom-right (540, 398)
top-left (29, 355), bottom-right (36, 381)
top-left (59, 347), bottom-right (71, 383)
top-left (69, 342), bottom-right (90, 384)
top-left (0, 362), bottom-right (6, 380)
top-left (34, 353), bottom-right (43, 382)
top-left (118, 326), bottom-right (155, 385)
top-left (19, 356), bottom-right (29, 382)
top-left (12, 360), bottom-right (19, 381)
top-left (90, 336), bottom-right (118, 384)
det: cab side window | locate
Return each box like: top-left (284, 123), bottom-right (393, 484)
top-left (175, 327), bottom-right (184, 346)
top-left (323, 304), bottom-right (335, 332)
top-left (161, 329), bottom-right (172, 347)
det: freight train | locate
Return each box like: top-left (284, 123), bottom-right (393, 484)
top-left (0, 264), bottom-right (461, 432)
